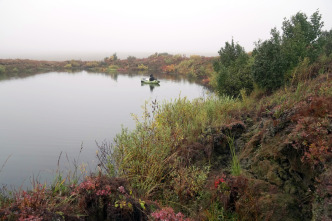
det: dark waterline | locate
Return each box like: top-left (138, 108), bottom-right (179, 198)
top-left (0, 71), bottom-right (209, 188)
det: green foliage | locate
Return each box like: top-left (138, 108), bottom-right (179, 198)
top-left (215, 39), bottom-right (248, 68)
top-left (64, 63), bottom-right (72, 69)
top-left (112, 53), bottom-right (118, 61)
top-left (174, 55), bottom-right (214, 80)
top-left (51, 173), bottom-right (69, 195)
top-left (99, 95), bottom-right (242, 203)
top-left (176, 59), bottom-right (194, 75)
top-left (111, 102), bottom-right (175, 197)
top-left (214, 39), bottom-right (253, 97)
top-left (107, 65), bottom-right (119, 73)
top-left (0, 65), bottom-right (5, 74)
top-left (174, 54), bottom-right (183, 59)
top-left (164, 56), bottom-right (175, 65)
top-left (252, 10), bottom-right (326, 91)
top-left (127, 56), bottom-right (136, 62)
top-left (170, 165), bottom-right (210, 202)
top-left (158, 52), bottom-right (170, 57)
top-left (69, 60), bottom-right (81, 68)
top-left (204, 201), bottom-right (238, 221)
top-left (137, 64), bottom-right (148, 70)
top-left (104, 53), bottom-right (118, 62)
top-left (148, 52), bottom-right (159, 59)
top-left (282, 10), bottom-right (324, 67)
top-left (85, 61), bottom-right (99, 68)
top-left (227, 135), bottom-right (241, 176)
top-left (252, 29), bottom-right (286, 91)
top-left (320, 29), bottom-right (332, 56)
top-left (290, 57), bottom-right (310, 85)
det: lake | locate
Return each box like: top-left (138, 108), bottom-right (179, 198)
top-left (0, 71), bottom-right (208, 188)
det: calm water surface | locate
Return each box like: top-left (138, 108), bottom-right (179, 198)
top-left (0, 71), bottom-right (208, 188)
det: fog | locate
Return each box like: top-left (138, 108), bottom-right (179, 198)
top-left (0, 0), bottom-right (332, 60)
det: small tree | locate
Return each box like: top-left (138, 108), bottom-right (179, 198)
top-left (127, 56), bottom-right (136, 63)
top-left (281, 10), bottom-right (324, 69)
top-left (216, 39), bottom-right (247, 68)
top-left (214, 39), bottom-right (253, 97)
top-left (106, 53), bottom-right (118, 62)
top-left (112, 53), bottom-right (118, 61)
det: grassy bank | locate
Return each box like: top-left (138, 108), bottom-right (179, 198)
top-left (1, 56), bottom-right (331, 220)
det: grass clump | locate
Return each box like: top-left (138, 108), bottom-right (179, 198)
top-left (227, 135), bottom-right (241, 176)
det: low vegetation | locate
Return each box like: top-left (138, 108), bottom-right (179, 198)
top-left (1, 10), bottom-right (332, 220)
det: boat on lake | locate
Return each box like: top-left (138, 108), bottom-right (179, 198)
top-left (141, 77), bottom-right (160, 84)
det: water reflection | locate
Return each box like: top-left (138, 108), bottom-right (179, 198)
top-left (0, 70), bottom-right (203, 86)
top-left (140, 82), bottom-right (160, 92)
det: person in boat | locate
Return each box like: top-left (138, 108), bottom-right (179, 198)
top-left (149, 74), bottom-right (155, 81)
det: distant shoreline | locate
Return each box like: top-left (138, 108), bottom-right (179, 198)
top-left (0, 53), bottom-right (217, 87)
top-left (0, 51), bottom-right (218, 62)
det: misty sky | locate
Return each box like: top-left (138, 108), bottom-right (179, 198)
top-left (0, 0), bottom-right (332, 60)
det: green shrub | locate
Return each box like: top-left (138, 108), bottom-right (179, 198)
top-left (252, 10), bottom-right (325, 91)
top-left (214, 39), bottom-right (253, 97)
top-left (320, 29), bottom-right (332, 56)
top-left (127, 56), bottom-right (136, 63)
top-left (137, 64), bottom-right (148, 70)
top-left (175, 59), bottom-right (194, 75)
top-left (70, 60), bottom-right (81, 68)
top-left (251, 29), bottom-right (286, 91)
top-left (85, 61), bottom-right (100, 68)
top-left (290, 57), bottom-right (310, 85)
top-left (64, 63), bottom-right (72, 69)
top-left (281, 10), bottom-right (324, 68)
top-left (107, 65), bottom-right (119, 72)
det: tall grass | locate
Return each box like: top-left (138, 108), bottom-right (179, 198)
top-left (110, 101), bottom-right (177, 197)
top-left (51, 145), bottom-right (88, 196)
top-left (98, 94), bottom-right (245, 201)
top-left (227, 135), bottom-right (241, 176)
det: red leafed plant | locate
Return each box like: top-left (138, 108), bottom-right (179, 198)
top-left (151, 207), bottom-right (191, 221)
top-left (288, 97), bottom-right (332, 166)
top-left (214, 177), bottom-right (225, 189)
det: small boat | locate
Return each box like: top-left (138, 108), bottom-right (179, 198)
top-left (141, 78), bottom-right (160, 84)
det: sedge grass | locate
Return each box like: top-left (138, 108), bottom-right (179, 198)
top-left (105, 94), bottom-right (246, 199)
top-left (227, 134), bottom-right (241, 176)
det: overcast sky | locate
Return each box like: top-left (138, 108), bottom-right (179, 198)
top-left (0, 0), bottom-right (332, 60)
